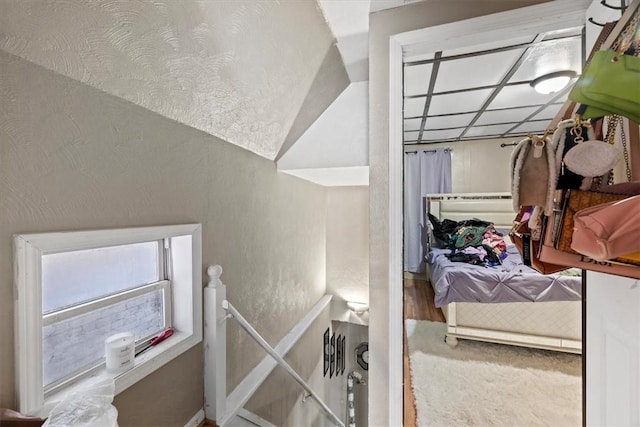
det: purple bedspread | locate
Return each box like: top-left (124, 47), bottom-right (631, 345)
top-left (427, 245), bottom-right (582, 307)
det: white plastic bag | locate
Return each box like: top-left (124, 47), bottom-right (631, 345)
top-left (42, 379), bottom-right (118, 427)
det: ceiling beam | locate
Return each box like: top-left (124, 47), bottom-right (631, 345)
top-left (406, 117), bottom-right (552, 134)
top-left (404, 78), bottom-right (580, 100)
top-left (404, 33), bottom-right (581, 66)
top-left (403, 102), bottom-right (565, 121)
top-left (416, 51), bottom-right (441, 144)
top-left (457, 33), bottom-right (547, 140)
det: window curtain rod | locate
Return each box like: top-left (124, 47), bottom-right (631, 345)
top-left (404, 147), bottom-right (453, 154)
top-left (500, 142), bottom-right (518, 148)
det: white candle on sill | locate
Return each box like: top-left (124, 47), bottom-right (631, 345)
top-left (105, 332), bottom-right (135, 374)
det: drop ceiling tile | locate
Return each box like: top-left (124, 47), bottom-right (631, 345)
top-left (404, 97), bottom-right (426, 117)
top-left (509, 37), bottom-right (582, 83)
top-left (530, 103), bottom-right (564, 121)
top-left (404, 118), bottom-right (423, 131)
top-left (542, 27), bottom-right (582, 41)
top-left (404, 130), bottom-right (420, 141)
top-left (429, 89), bottom-right (492, 115)
top-left (465, 123), bottom-right (515, 138)
top-left (488, 83), bottom-right (556, 110)
top-left (421, 128), bottom-right (463, 141)
top-left (425, 113), bottom-right (476, 129)
top-left (404, 63), bottom-right (433, 96)
top-left (510, 120), bottom-right (552, 134)
top-left (475, 106), bottom-right (541, 126)
top-left (442, 35), bottom-right (535, 57)
top-left (434, 49), bottom-right (525, 92)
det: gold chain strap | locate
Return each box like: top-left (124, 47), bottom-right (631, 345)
top-left (602, 114), bottom-right (632, 184)
top-left (620, 122), bottom-right (632, 182)
top-left (612, 6), bottom-right (640, 59)
top-left (570, 115), bottom-right (585, 143)
top-left (609, 7), bottom-right (638, 181)
top-left (605, 114), bottom-right (621, 145)
top-left (596, 114), bottom-right (622, 187)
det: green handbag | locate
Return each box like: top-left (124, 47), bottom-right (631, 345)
top-left (569, 6), bottom-right (640, 122)
top-left (569, 49), bottom-right (640, 123)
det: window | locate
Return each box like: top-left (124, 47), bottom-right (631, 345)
top-left (14, 224), bottom-right (202, 414)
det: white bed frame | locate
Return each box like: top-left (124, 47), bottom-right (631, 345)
top-left (425, 193), bottom-right (582, 354)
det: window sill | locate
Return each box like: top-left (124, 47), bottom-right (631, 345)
top-left (37, 331), bottom-right (200, 417)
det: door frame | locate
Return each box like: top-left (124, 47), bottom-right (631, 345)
top-left (384, 1), bottom-right (591, 423)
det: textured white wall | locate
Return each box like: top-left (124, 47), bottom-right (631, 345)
top-left (368, 1), bottom-right (549, 424)
top-left (326, 186), bottom-right (370, 305)
top-left (0, 0), bottom-right (334, 160)
top-left (0, 51), bottom-right (327, 426)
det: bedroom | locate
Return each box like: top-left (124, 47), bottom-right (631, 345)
top-left (398, 1), bottom-right (639, 425)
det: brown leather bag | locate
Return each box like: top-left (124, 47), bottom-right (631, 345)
top-left (510, 206), bottom-right (567, 274)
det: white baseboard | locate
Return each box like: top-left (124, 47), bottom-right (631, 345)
top-left (184, 408), bottom-right (205, 427)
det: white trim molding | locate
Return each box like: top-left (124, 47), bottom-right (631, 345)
top-left (184, 408), bottom-right (205, 427)
top-left (385, 1), bottom-right (590, 423)
top-left (14, 224), bottom-right (202, 415)
top-left (204, 265), bottom-right (334, 426)
top-left (387, 32), bottom-right (405, 427)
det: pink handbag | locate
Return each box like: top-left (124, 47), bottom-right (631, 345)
top-left (538, 212), bottom-right (640, 279)
top-left (571, 195), bottom-right (640, 262)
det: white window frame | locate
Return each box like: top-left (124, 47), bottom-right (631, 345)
top-left (14, 224), bottom-right (202, 415)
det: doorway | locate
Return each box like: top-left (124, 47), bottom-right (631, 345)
top-left (372, 1), bottom-right (592, 424)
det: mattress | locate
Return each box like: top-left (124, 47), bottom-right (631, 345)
top-left (427, 245), bottom-right (582, 307)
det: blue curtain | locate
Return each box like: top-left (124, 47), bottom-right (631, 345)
top-left (403, 149), bottom-right (452, 273)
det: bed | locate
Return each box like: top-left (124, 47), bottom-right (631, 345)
top-left (424, 192), bottom-right (582, 354)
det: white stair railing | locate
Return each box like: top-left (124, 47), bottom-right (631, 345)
top-left (204, 265), bottom-right (344, 427)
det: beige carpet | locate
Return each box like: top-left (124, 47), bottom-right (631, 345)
top-left (406, 319), bottom-right (582, 427)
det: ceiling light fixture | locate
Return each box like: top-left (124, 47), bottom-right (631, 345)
top-left (530, 71), bottom-right (577, 95)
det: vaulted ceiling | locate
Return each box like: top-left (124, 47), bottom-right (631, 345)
top-left (0, 0), bottom-right (348, 161)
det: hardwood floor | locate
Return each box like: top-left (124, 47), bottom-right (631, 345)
top-left (403, 275), bottom-right (445, 427)
top-left (404, 276), bottom-right (446, 322)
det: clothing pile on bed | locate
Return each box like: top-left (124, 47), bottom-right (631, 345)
top-left (428, 213), bottom-right (508, 267)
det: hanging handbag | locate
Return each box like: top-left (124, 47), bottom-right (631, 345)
top-left (555, 189), bottom-right (633, 255)
top-left (510, 206), bottom-right (568, 274)
top-left (554, 113), bottom-right (636, 261)
top-left (571, 195), bottom-right (640, 262)
top-left (537, 211), bottom-right (640, 279)
top-left (510, 133), bottom-right (555, 214)
top-left (550, 117), bottom-right (594, 196)
top-left (563, 116), bottom-right (622, 178)
top-left (568, 5), bottom-right (640, 122)
top-left (576, 22), bottom-right (618, 120)
top-left (562, 114), bottom-right (623, 179)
